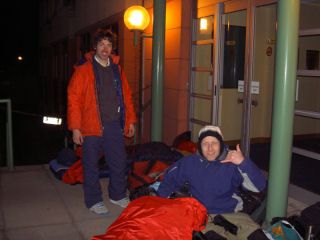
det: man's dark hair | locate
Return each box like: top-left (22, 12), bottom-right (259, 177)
top-left (93, 29), bottom-right (114, 48)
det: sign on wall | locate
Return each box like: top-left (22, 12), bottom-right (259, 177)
top-left (238, 80), bottom-right (260, 94)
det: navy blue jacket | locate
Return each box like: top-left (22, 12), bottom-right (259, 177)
top-left (157, 150), bottom-right (266, 214)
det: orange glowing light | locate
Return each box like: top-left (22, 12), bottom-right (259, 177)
top-left (200, 18), bottom-right (208, 30)
top-left (124, 6), bottom-right (150, 31)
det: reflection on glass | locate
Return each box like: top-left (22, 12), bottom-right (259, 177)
top-left (300, 3), bottom-right (320, 30)
top-left (251, 4), bottom-right (277, 140)
top-left (193, 98), bottom-right (212, 123)
top-left (195, 16), bottom-right (214, 41)
top-left (222, 11), bottom-right (247, 88)
top-left (194, 72), bottom-right (212, 95)
top-left (195, 44), bottom-right (213, 68)
top-left (298, 35), bottom-right (320, 70)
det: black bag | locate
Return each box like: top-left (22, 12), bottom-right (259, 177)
top-left (213, 215), bottom-right (238, 235)
top-left (56, 148), bottom-right (78, 167)
top-left (129, 181), bottom-right (191, 201)
top-left (300, 202), bottom-right (320, 238)
top-left (192, 230), bottom-right (227, 240)
top-left (204, 231), bottom-right (227, 240)
top-left (238, 187), bottom-right (267, 215)
top-left (129, 183), bottom-right (158, 200)
top-left (247, 229), bottom-right (270, 240)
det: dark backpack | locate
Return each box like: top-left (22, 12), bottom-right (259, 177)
top-left (127, 142), bottom-right (183, 190)
top-left (56, 148), bottom-right (78, 167)
top-left (299, 201), bottom-right (320, 239)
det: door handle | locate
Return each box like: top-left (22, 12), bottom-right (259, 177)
top-left (237, 98), bottom-right (258, 106)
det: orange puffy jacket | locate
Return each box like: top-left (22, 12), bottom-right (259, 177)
top-left (67, 51), bottom-right (136, 136)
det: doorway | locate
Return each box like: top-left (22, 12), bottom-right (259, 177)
top-left (190, 0), bottom-right (278, 156)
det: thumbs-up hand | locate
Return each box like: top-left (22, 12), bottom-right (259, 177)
top-left (221, 144), bottom-right (244, 165)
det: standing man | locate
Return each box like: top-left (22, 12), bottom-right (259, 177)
top-left (67, 29), bottom-right (136, 215)
top-left (157, 125), bottom-right (266, 239)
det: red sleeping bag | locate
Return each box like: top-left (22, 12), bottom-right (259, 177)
top-left (62, 160), bottom-right (83, 184)
top-left (176, 141), bottom-right (198, 154)
top-left (92, 196), bottom-right (208, 240)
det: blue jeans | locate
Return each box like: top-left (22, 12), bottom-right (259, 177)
top-left (82, 120), bottom-right (127, 208)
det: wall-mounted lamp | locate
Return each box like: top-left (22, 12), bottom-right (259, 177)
top-left (124, 5), bottom-right (152, 46)
top-left (200, 18), bottom-right (208, 31)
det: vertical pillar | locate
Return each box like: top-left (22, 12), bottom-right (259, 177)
top-left (0, 99), bottom-right (14, 170)
top-left (150, 0), bottom-right (166, 141)
top-left (265, 0), bottom-right (300, 223)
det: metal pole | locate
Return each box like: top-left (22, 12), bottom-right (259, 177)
top-left (7, 99), bottom-right (14, 170)
top-left (241, 0), bottom-right (255, 157)
top-left (1, 99), bottom-right (14, 170)
top-left (133, 30), bottom-right (139, 46)
top-left (265, 0), bottom-right (300, 224)
top-left (150, 0), bottom-right (166, 141)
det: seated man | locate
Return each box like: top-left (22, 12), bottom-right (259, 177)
top-left (157, 125), bottom-right (267, 240)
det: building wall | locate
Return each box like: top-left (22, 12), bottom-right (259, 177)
top-left (119, 20), bottom-right (142, 145)
top-left (142, 0), bottom-right (192, 145)
top-left (39, 0), bottom-right (138, 45)
top-left (39, 0), bottom-right (319, 146)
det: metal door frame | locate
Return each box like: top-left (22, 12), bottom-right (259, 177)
top-left (190, 0), bottom-right (278, 156)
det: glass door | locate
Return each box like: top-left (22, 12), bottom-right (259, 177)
top-left (189, 3), bottom-right (219, 142)
top-left (251, 3), bottom-right (277, 143)
top-left (190, 0), bottom-right (278, 155)
top-left (217, 1), bottom-right (278, 155)
top-left (218, 9), bottom-right (247, 148)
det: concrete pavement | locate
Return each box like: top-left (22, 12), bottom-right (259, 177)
top-left (0, 165), bottom-right (123, 240)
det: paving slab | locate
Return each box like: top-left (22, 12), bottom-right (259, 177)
top-left (5, 224), bottom-right (83, 240)
top-left (1, 167), bottom-right (72, 229)
top-left (0, 174), bottom-right (7, 240)
top-left (76, 217), bottom-right (119, 240)
top-left (3, 200), bottom-right (72, 229)
top-left (44, 165), bottom-right (125, 239)
top-left (2, 168), bottom-right (58, 205)
top-left (0, 196), bottom-right (4, 231)
top-left (287, 197), bottom-right (308, 217)
top-left (46, 171), bottom-right (90, 222)
top-left (288, 184), bottom-right (320, 206)
top-left (46, 165), bottom-right (124, 222)
top-left (0, 232), bottom-right (8, 240)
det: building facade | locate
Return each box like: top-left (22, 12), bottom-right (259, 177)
top-left (39, 0), bottom-right (320, 151)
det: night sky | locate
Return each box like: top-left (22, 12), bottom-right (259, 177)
top-left (1, 1), bottom-right (39, 70)
top-left (0, 2), bottom-right (57, 168)
top-left (0, 1), bottom-right (40, 111)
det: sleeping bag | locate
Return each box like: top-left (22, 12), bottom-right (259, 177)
top-left (92, 196), bottom-right (208, 240)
